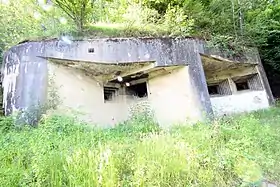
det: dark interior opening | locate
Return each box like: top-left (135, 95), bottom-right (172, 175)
top-left (235, 81), bottom-right (249, 91)
top-left (88, 48), bottom-right (95, 53)
top-left (126, 82), bottom-right (148, 98)
top-left (208, 85), bottom-right (219, 95)
top-left (103, 86), bottom-right (118, 101)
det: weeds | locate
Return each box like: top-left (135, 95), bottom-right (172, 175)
top-left (0, 108), bottom-right (280, 186)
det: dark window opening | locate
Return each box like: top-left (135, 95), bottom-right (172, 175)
top-left (126, 82), bottom-right (148, 98)
top-left (207, 80), bottom-right (232, 96)
top-left (104, 87), bottom-right (118, 101)
top-left (235, 81), bottom-right (249, 91)
top-left (208, 85), bottom-right (219, 95)
top-left (88, 48), bottom-right (95, 53)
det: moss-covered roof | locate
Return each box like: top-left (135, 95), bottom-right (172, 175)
top-left (16, 23), bottom-right (208, 45)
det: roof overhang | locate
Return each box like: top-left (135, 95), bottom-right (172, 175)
top-left (47, 58), bottom-right (155, 82)
top-left (201, 54), bottom-right (257, 74)
top-left (201, 54), bottom-right (258, 84)
top-left (47, 58), bottom-right (185, 84)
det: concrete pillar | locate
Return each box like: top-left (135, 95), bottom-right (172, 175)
top-left (253, 50), bottom-right (274, 105)
top-left (256, 64), bottom-right (275, 105)
top-left (188, 48), bottom-right (213, 119)
top-left (228, 78), bottom-right (237, 93)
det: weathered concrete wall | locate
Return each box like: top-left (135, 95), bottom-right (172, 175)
top-left (211, 90), bottom-right (269, 116)
top-left (49, 63), bottom-right (130, 127)
top-left (16, 37), bottom-right (260, 66)
top-left (204, 44), bottom-right (261, 64)
top-left (44, 38), bottom-right (208, 66)
top-left (1, 43), bottom-right (48, 125)
top-left (256, 61), bottom-right (275, 105)
top-left (49, 64), bottom-right (205, 127)
top-left (148, 66), bottom-right (203, 127)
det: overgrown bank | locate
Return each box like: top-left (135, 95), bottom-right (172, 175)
top-left (1, 0), bottom-right (280, 97)
top-left (0, 108), bottom-right (280, 186)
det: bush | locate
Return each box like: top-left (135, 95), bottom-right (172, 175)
top-left (162, 4), bottom-right (195, 36)
top-left (0, 116), bottom-right (14, 133)
top-left (0, 108), bottom-right (280, 186)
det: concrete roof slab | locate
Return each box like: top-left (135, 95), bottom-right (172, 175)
top-left (48, 58), bottom-right (156, 82)
top-left (201, 54), bottom-right (257, 75)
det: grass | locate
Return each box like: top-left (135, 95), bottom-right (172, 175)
top-left (19, 22), bottom-right (193, 44)
top-left (0, 108), bottom-right (280, 187)
top-left (80, 23), bottom-right (174, 38)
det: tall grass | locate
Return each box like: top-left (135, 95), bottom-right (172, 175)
top-left (0, 108), bottom-right (280, 186)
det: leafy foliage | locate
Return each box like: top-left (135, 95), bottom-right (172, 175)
top-left (52, 0), bottom-right (94, 31)
top-left (0, 0), bottom-right (71, 49)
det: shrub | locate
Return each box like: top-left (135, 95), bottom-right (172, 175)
top-left (162, 4), bottom-right (195, 36)
top-left (0, 116), bottom-right (14, 133)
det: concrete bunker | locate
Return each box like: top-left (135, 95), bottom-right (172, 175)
top-left (1, 37), bottom-right (274, 127)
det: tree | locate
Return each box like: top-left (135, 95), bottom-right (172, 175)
top-left (245, 0), bottom-right (280, 96)
top-left (52, 0), bottom-right (94, 31)
top-left (0, 0), bottom-right (36, 47)
top-left (0, 0), bottom-right (70, 49)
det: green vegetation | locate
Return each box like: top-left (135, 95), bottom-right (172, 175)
top-left (1, 108), bottom-right (280, 186)
top-left (0, 0), bottom-right (279, 42)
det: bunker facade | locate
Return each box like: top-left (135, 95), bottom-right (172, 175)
top-left (1, 37), bottom-right (274, 127)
